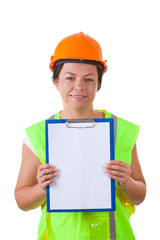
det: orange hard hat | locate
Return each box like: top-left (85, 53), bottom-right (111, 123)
top-left (49, 32), bottom-right (108, 73)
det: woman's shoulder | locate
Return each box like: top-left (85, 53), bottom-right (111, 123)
top-left (107, 111), bottom-right (140, 152)
top-left (112, 112), bottom-right (140, 130)
top-left (25, 111), bottom-right (61, 133)
top-left (26, 119), bottom-right (45, 132)
top-left (99, 109), bottom-right (139, 127)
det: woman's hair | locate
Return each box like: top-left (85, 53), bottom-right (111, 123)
top-left (52, 63), bottom-right (103, 91)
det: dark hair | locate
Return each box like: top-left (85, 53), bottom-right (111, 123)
top-left (52, 62), bottom-right (103, 91)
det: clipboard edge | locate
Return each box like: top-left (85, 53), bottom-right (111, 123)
top-left (45, 117), bottom-right (116, 213)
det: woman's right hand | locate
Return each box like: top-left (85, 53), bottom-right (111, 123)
top-left (37, 164), bottom-right (58, 190)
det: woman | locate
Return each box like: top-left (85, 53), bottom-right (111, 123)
top-left (15, 32), bottom-right (146, 240)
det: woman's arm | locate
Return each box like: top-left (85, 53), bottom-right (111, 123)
top-left (105, 143), bottom-right (146, 205)
top-left (14, 143), bottom-right (57, 211)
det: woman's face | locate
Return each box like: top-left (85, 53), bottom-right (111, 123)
top-left (54, 63), bottom-right (98, 112)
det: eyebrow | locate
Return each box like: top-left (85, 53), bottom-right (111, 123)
top-left (65, 72), bottom-right (95, 76)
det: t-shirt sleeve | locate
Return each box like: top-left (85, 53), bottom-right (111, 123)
top-left (23, 134), bottom-right (38, 156)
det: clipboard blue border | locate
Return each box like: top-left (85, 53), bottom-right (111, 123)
top-left (45, 118), bottom-right (115, 213)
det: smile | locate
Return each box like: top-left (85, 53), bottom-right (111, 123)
top-left (70, 95), bottom-right (87, 100)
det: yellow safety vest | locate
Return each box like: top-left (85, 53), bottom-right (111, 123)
top-left (26, 110), bottom-right (140, 240)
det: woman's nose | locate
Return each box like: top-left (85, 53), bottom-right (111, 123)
top-left (74, 79), bottom-right (85, 91)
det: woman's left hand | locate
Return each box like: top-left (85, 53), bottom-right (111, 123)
top-left (105, 160), bottom-right (131, 186)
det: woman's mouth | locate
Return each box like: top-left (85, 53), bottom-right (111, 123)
top-left (70, 95), bottom-right (87, 100)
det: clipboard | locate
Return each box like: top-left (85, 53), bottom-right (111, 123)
top-left (45, 118), bottom-right (115, 212)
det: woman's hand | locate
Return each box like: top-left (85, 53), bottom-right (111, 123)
top-left (105, 160), bottom-right (131, 186)
top-left (37, 164), bottom-right (58, 190)
top-left (104, 144), bottom-right (146, 205)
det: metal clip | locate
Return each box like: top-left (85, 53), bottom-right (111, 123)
top-left (66, 119), bottom-right (95, 128)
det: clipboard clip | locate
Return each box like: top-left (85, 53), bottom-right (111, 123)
top-left (66, 119), bottom-right (95, 128)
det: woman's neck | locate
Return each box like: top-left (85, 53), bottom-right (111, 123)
top-left (60, 108), bottom-right (104, 119)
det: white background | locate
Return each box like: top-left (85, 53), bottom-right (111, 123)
top-left (0, 0), bottom-right (159, 239)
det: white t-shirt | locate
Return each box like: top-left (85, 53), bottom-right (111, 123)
top-left (23, 134), bottom-right (37, 156)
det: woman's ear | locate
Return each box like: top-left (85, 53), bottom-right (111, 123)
top-left (53, 78), bottom-right (59, 90)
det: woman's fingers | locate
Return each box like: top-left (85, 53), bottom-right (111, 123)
top-left (40, 172), bottom-right (58, 184)
top-left (38, 164), bottom-right (57, 172)
top-left (105, 160), bottom-right (131, 173)
top-left (38, 166), bottom-right (57, 178)
top-left (105, 160), bottom-right (131, 186)
top-left (41, 178), bottom-right (55, 189)
top-left (37, 164), bottom-right (58, 189)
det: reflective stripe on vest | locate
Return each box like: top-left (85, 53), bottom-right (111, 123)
top-left (49, 114), bottom-right (55, 119)
top-left (108, 114), bottom-right (117, 240)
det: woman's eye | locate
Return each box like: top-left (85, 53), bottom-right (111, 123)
top-left (85, 78), bottom-right (94, 82)
top-left (66, 77), bottom-right (75, 80)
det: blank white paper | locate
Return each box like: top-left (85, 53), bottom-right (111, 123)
top-left (48, 121), bottom-right (112, 210)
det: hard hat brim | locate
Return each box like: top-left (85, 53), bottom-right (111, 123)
top-left (49, 58), bottom-right (108, 73)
